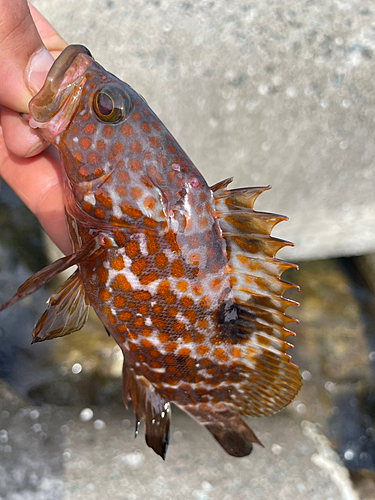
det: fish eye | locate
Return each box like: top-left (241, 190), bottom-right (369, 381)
top-left (93, 85), bottom-right (132, 123)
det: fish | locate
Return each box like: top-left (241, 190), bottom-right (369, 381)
top-left (0, 45), bottom-right (301, 459)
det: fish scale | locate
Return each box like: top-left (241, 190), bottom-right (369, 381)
top-left (0, 45), bottom-right (301, 459)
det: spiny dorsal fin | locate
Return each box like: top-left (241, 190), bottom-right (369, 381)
top-left (212, 181), bottom-right (301, 418)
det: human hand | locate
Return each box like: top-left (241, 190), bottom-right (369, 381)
top-left (0, 0), bottom-right (71, 254)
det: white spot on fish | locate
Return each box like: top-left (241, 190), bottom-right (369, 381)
top-left (84, 194), bottom-right (96, 205)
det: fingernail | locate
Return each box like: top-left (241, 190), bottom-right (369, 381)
top-left (25, 139), bottom-right (47, 158)
top-left (26, 47), bottom-right (54, 94)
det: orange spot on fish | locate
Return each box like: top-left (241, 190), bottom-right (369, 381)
top-left (198, 318), bottom-right (209, 329)
top-left (182, 332), bottom-right (191, 343)
top-left (114, 274), bottom-right (132, 292)
top-left (133, 317), bottom-right (144, 328)
top-left (83, 123), bottom-right (96, 134)
top-left (138, 303), bottom-right (148, 315)
top-left (146, 236), bottom-right (158, 254)
top-left (141, 122), bottom-right (151, 133)
top-left (154, 253), bottom-right (168, 270)
top-left (128, 159), bottom-right (141, 171)
top-left (141, 327), bottom-right (152, 337)
top-left (164, 230), bottom-right (180, 253)
top-left (210, 278), bottom-right (221, 291)
top-left (178, 347), bottom-right (190, 357)
top-left (120, 202), bottom-right (143, 220)
top-left (130, 187), bottom-right (142, 199)
top-left (78, 166), bottom-right (88, 177)
top-left (121, 123), bottom-right (133, 137)
top-left (165, 342), bottom-right (177, 353)
top-left (194, 333), bottom-right (205, 344)
top-left (172, 321), bottom-right (184, 333)
top-left (98, 289), bottom-right (110, 301)
top-left (149, 136), bottom-right (160, 148)
top-left (180, 296), bottom-right (193, 308)
top-left (176, 281), bottom-right (188, 292)
top-left (113, 231), bottom-right (126, 247)
top-left (152, 122), bottom-right (161, 131)
top-left (132, 112), bottom-right (141, 121)
top-left (94, 208), bottom-right (105, 219)
top-left (143, 217), bottom-right (158, 229)
top-left (95, 190), bottom-right (113, 209)
top-left (131, 258), bottom-right (147, 276)
top-left (152, 316), bottom-right (166, 330)
top-left (113, 295), bottom-right (126, 308)
top-left (139, 272), bottom-right (158, 286)
top-left (133, 290), bottom-right (151, 301)
top-left (157, 280), bottom-right (170, 296)
top-left (214, 348), bottom-right (228, 362)
top-left (118, 311), bottom-right (132, 321)
top-left (198, 216), bottom-right (208, 228)
top-left (130, 141), bottom-right (142, 154)
top-left (82, 201), bottom-right (93, 212)
top-left (200, 296), bottom-right (211, 309)
top-left (112, 142), bottom-right (124, 156)
top-left (166, 144), bottom-right (176, 154)
top-left (81, 112), bottom-right (90, 121)
top-left (117, 324), bottom-right (127, 334)
top-left (117, 170), bottom-right (130, 184)
top-left (158, 332), bottom-right (171, 343)
top-left (96, 139), bottom-right (105, 150)
top-left (115, 185), bottom-right (127, 197)
top-left (103, 125), bottom-right (114, 138)
top-left (111, 256), bottom-right (124, 270)
top-left (143, 196), bottom-right (155, 210)
top-left (183, 310), bottom-right (196, 324)
top-left (188, 253), bottom-right (200, 266)
top-left (88, 152), bottom-right (100, 164)
top-left (192, 283), bottom-right (203, 295)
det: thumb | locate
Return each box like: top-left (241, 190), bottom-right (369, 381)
top-left (0, 0), bottom-right (54, 113)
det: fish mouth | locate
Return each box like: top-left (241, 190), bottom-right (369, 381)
top-left (28, 45), bottom-right (93, 140)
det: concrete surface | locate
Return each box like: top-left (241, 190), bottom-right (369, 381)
top-left (30, 0), bottom-right (375, 261)
top-left (0, 381), bottom-right (361, 500)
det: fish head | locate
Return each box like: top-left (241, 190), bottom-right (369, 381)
top-left (28, 44), bottom-right (206, 227)
top-left (29, 44), bottom-right (137, 185)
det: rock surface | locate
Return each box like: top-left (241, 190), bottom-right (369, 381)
top-left (30, 0), bottom-right (375, 261)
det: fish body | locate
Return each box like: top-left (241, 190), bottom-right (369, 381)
top-left (0, 45), bottom-right (301, 459)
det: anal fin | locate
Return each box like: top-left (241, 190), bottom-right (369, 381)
top-left (123, 361), bottom-right (170, 459)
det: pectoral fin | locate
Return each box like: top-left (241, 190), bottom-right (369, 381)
top-left (32, 270), bottom-right (90, 343)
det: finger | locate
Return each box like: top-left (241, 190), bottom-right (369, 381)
top-left (28, 3), bottom-right (67, 56)
top-left (1, 106), bottom-right (48, 158)
top-left (0, 130), bottom-right (71, 254)
top-left (0, 0), bottom-right (65, 114)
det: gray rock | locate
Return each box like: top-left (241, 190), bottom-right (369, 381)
top-left (31, 0), bottom-right (375, 261)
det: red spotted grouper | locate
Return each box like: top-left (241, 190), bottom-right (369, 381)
top-left (0, 45), bottom-right (301, 459)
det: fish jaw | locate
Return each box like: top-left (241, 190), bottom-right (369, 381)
top-left (28, 45), bottom-right (93, 145)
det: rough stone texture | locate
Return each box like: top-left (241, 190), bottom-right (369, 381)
top-left (30, 0), bottom-right (375, 261)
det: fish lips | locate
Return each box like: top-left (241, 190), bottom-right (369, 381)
top-left (28, 45), bottom-right (93, 142)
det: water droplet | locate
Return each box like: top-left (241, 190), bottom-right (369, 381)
top-left (93, 419), bottom-right (106, 430)
top-left (201, 481), bottom-right (212, 492)
top-left (286, 87), bottom-right (298, 98)
top-left (80, 408), bottom-right (94, 422)
top-left (29, 410), bottom-right (39, 420)
top-left (258, 83), bottom-right (268, 95)
top-left (297, 403), bottom-right (307, 414)
top-left (72, 363), bottom-right (82, 374)
top-left (344, 449), bottom-right (355, 460)
top-left (302, 370), bottom-right (312, 381)
top-left (369, 351), bottom-right (375, 362)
